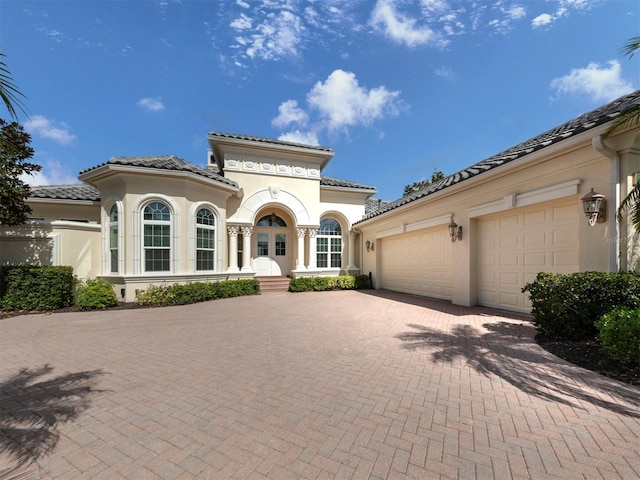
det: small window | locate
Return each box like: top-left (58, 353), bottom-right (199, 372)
top-left (109, 205), bottom-right (119, 273)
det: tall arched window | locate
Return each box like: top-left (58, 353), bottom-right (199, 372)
top-left (109, 204), bottom-right (119, 273)
top-left (143, 201), bottom-right (171, 272)
top-left (196, 208), bottom-right (216, 271)
top-left (317, 218), bottom-right (342, 268)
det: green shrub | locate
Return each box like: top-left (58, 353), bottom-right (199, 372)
top-left (289, 275), bottom-right (372, 292)
top-left (0, 265), bottom-right (75, 311)
top-left (595, 308), bottom-right (640, 367)
top-left (522, 272), bottom-right (640, 339)
top-left (135, 279), bottom-right (260, 307)
top-left (76, 278), bottom-right (118, 311)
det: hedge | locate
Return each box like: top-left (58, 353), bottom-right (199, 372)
top-left (522, 272), bottom-right (640, 340)
top-left (0, 265), bottom-right (76, 311)
top-left (289, 274), bottom-right (372, 292)
top-left (76, 278), bottom-right (119, 311)
top-left (136, 278), bottom-right (260, 307)
top-left (595, 307), bottom-right (640, 367)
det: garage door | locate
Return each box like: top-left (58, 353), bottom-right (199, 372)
top-left (380, 226), bottom-right (452, 300)
top-left (477, 198), bottom-right (579, 312)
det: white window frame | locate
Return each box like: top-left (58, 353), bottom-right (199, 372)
top-left (317, 217), bottom-right (343, 269)
top-left (142, 201), bottom-right (172, 273)
top-left (195, 207), bottom-right (216, 271)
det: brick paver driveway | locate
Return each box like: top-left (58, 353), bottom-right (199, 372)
top-left (1, 290), bottom-right (639, 479)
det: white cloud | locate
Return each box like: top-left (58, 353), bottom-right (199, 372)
top-left (272, 100), bottom-right (309, 128)
top-left (230, 13), bottom-right (252, 30)
top-left (531, 13), bottom-right (554, 28)
top-left (487, 3), bottom-right (527, 33)
top-left (137, 97), bottom-right (165, 111)
top-left (435, 65), bottom-right (455, 80)
top-left (278, 130), bottom-right (319, 146)
top-left (370, 0), bottom-right (443, 47)
top-left (24, 115), bottom-right (76, 145)
top-left (21, 157), bottom-right (79, 186)
top-left (531, 0), bottom-right (596, 29)
top-left (550, 60), bottom-right (635, 103)
top-left (235, 10), bottom-right (304, 61)
top-left (273, 69), bottom-right (405, 143)
top-left (307, 69), bottom-right (403, 132)
top-left (236, 0), bottom-right (250, 8)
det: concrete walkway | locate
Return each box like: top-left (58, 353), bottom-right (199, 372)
top-left (1, 290), bottom-right (638, 479)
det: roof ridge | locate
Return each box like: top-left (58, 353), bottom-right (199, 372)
top-left (209, 131), bottom-right (334, 152)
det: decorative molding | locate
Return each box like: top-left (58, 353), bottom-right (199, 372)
top-left (468, 179), bottom-right (581, 218)
top-left (404, 214), bottom-right (451, 233)
top-left (227, 226), bottom-right (239, 236)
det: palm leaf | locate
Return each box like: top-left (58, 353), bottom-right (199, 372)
top-left (603, 104), bottom-right (640, 138)
top-left (0, 53), bottom-right (28, 120)
top-left (617, 182), bottom-right (640, 229)
top-left (620, 35), bottom-right (640, 58)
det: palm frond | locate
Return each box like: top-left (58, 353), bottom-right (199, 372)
top-left (620, 35), bottom-right (640, 58)
top-left (604, 104), bottom-right (640, 138)
top-left (0, 53), bottom-right (28, 120)
top-left (617, 182), bottom-right (640, 228)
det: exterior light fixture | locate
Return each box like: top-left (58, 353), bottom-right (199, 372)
top-left (448, 219), bottom-right (462, 243)
top-left (366, 240), bottom-right (374, 252)
top-left (580, 188), bottom-right (606, 226)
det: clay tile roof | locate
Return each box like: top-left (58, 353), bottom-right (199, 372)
top-left (80, 155), bottom-right (239, 188)
top-left (358, 89), bottom-right (640, 222)
top-left (208, 131), bottom-right (334, 152)
top-left (320, 176), bottom-right (376, 190)
top-left (29, 184), bottom-right (101, 201)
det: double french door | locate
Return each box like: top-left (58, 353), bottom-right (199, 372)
top-left (253, 228), bottom-right (289, 276)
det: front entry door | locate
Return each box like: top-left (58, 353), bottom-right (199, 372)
top-left (253, 228), bottom-right (289, 276)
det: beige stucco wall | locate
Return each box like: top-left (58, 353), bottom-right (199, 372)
top-left (0, 200), bottom-right (101, 280)
top-left (357, 127), bottom-right (640, 311)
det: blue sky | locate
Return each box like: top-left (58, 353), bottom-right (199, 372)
top-left (1, 0), bottom-right (638, 200)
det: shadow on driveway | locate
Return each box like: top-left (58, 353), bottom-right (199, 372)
top-left (0, 364), bottom-right (104, 477)
top-left (396, 321), bottom-right (640, 418)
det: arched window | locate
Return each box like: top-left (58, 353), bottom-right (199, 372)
top-left (196, 208), bottom-right (216, 271)
top-left (257, 214), bottom-right (287, 227)
top-left (317, 218), bottom-right (342, 268)
top-left (143, 201), bottom-right (171, 272)
top-left (109, 204), bottom-right (119, 273)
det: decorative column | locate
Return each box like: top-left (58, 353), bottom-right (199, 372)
top-left (227, 225), bottom-right (239, 272)
top-left (347, 229), bottom-right (357, 271)
top-left (296, 228), bottom-right (306, 270)
top-left (307, 228), bottom-right (318, 270)
top-left (241, 226), bottom-right (253, 272)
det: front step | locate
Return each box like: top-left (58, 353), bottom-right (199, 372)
top-left (256, 276), bottom-right (290, 293)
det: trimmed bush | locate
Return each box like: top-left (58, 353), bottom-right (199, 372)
top-left (522, 272), bottom-right (640, 339)
top-left (0, 265), bottom-right (75, 311)
top-left (289, 274), bottom-right (372, 293)
top-left (76, 278), bottom-right (119, 311)
top-left (135, 279), bottom-right (260, 307)
top-left (595, 308), bottom-right (640, 367)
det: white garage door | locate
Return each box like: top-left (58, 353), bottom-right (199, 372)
top-left (380, 226), bottom-right (452, 300)
top-left (477, 198), bottom-right (579, 313)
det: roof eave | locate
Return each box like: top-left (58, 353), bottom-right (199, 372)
top-left (79, 163), bottom-right (240, 193)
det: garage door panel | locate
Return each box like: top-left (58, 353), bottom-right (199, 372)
top-left (524, 209), bottom-right (547, 225)
top-left (478, 198), bottom-right (579, 313)
top-left (381, 227), bottom-right (452, 300)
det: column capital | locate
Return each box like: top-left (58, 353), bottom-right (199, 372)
top-left (296, 227), bottom-right (307, 238)
top-left (307, 228), bottom-right (318, 238)
top-left (241, 226), bottom-right (253, 236)
top-left (227, 225), bottom-right (240, 236)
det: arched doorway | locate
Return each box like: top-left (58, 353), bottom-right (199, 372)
top-left (253, 211), bottom-right (291, 276)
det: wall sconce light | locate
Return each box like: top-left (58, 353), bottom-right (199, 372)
top-left (580, 188), bottom-right (606, 226)
top-left (366, 240), bottom-right (375, 252)
top-left (448, 219), bottom-right (462, 243)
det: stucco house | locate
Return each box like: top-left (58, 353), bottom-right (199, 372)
top-left (1, 90), bottom-right (639, 312)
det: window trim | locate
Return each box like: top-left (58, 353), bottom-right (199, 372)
top-left (132, 195), bottom-right (178, 275)
top-left (195, 207), bottom-right (217, 272)
top-left (317, 217), bottom-right (343, 269)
